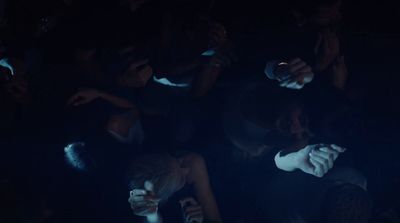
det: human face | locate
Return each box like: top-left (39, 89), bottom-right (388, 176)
top-left (312, 0), bottom-right (343, 27)
top-left (277, 106), bottom-right (308, 140)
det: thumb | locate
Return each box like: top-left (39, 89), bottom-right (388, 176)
top-left (144, 180), bottom-right (155, 193)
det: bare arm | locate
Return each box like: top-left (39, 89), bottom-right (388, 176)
top-left (185, 154), bottom-right (222, 223)
top-left (67, 88), bottom-right (135, 109)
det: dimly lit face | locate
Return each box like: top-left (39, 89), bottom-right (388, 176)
top-left (277, 106), bottom-right (309, 140)
top-left (311, 0), bottom-right (343, 26)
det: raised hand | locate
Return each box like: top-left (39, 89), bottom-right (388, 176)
top-left (275, 144), bottom-right (346, 177)
top-left (128, 181), bottom-right (160, 217)
top-left (266, 58), bottom-right (314, 89)
top-left (67, 88), bottom-right (100, 106)
top-left (180, 197), bottom-right (204, 223)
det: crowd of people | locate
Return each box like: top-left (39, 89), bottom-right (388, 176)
top-left (1, 0), bottom-right (399, 222)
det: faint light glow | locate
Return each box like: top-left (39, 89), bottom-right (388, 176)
top-left (0, 58), bottom-right (15, 75)
top-left (278, 62), bottom-right (288, 66)
top-left (201, 49), bottom-right (216, 57)
top-left (64, 142), bottom-right (93, 171)
top-left (153, 75), bottom-right (190, 87)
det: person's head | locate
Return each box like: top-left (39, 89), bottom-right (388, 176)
top-left (127, 153), bottom-right (190, 202)
top-left (290, 0), bottom-right (343, 27)
top-left (275, 101), bottom-right (310, 141)
top-left (225, 85), bottom-right (312, 159)
top-left (319, 183), bottom-right (372, 223)
top-left (241, 86), bottom-right (311, 146)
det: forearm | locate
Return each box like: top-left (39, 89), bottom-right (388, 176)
top-left (274, 151), bottom-right (298, 172)
top-left (192, 65), bottom-right (221, 97)
top-left (97, 91), bottom-right (135, 109)
top-left (193, 171), bottom-right (222, 222)
top-left (157, 57), bottom-right (203, 77)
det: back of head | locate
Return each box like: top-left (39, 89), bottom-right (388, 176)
top-left (319, 183), bottom-right (372, 223)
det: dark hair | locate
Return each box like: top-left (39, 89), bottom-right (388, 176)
top-left (319, 183), bottom-right (372, 223)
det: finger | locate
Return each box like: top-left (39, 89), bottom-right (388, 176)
top-left (129, 59), bottom-right (149, 70)
top-left (330, 144), bottom-right (346, 153)
top-left (285, 80), bottom-right (302, 89)
top-left (184, 206), bottom-right (202, 213)
top-left (309, 153), bottom-right (328, 176)
top-left (133, 204), bottom-right (158, 216)
top-left (130, 195), bottom-right (159, 203)
top-left (279, 79), bottom-right (290, 87)
top-left (188, 213), bottom-right (204, 223)
top-left (318, 147), bottom-right (340, 161)
top-left (298, 65), bottom-right (312, 74)
top-left (288, 58), bottom-right (301, 65)
top-left (309, 156), bottom-right (325, 177)
top-left (293, 72), bottom-right (314, 85)
top-left (144, 180), bottom-right (155, 192)
top-left (130, 189), bottom-right (147, 196)
top-left (130, 195), bottom-right (148, 202)
top-left (311, 149), bottom-right (334, 169)
top-left (180, 197), bottom-right (198, 207)
top-left (289, 60), bottom-right (307, 73)
top-left (185, 211), bottom-right (203, 223)
top-left (186, 210), bottom-right (203, 217)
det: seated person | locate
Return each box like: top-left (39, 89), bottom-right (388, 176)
top-left (127, 153), bottom-right (222, 223)
top-left (223, 80), bottom-right (346, 178)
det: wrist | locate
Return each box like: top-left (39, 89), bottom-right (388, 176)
top-left (146, 213), bottom-right (162, 223)
top-left (274, 150), bottom-right (297, 172)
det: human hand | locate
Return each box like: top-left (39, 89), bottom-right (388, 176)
top-left (128, 181), bottom-right (160, 217)
top-left (180, 197), bottom-right (204, 223)
top-left (67, 88), bottom-right (101, 106)
top-left (118, 59), bottom-right (153, 88)
top-left (208, 22), bottom-right (227, 49)
top-left (207, 48), bottom-right (237, 69)
top-left (314, 29), bottom-right (340, 72)
top-left (275, 144), bottom-right (346, 177)
top-left (270, 58), bottom-right (314, 89)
